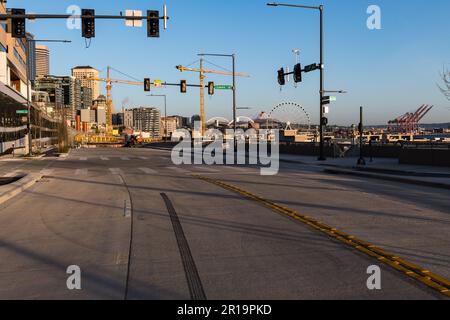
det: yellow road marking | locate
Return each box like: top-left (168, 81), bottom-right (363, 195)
top-left (195, 174), bottom-right (450, 298)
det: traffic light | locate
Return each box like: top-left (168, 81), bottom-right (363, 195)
top-left (208, 82), bottom-right (215, 95)
top-left (11, 9), bottom-right (26, 38)
top-left (293, 63), bottom-right (302, 83)
top-left (81, 9), bottom-right (95, 38)
top-left (144, 78), bottom-right (151, 92)
top-left (180, 80), bottom-right (187, 93)
top-left (321, 117), bottom-right (328, 126)
top-left (277, 68), bottom-right (286, 86)
top-left (147, 10), bottom-right (160, 38)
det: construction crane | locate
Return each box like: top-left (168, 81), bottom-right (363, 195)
top-left (85, 66), bottom-right (143, 133)
top-left (176, 59), bottom-right (249, 136)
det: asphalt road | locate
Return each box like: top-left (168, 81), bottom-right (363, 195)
top-left (0, 147), bottom-right (448, 300)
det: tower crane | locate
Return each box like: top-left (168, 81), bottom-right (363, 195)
top-left (84, 66), bottom-right (143, 133)
top-left (176, 59), bottom-right (249, 136)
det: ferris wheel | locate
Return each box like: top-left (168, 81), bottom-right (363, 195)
top-left (268, 102), bottom-right (311, 131)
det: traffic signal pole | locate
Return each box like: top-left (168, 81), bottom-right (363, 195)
top-left (319, 5), bottom-right (326, 161)
top-left (199, 58), bottom-right (206, 136)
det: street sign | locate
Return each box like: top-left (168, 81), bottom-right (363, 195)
top-left (125, 10), bottom-right (143, 27)
top-left (16, 109), bottom-right (28, 114)
top-left (304, 63), bottom-right (320, 73)
top-left (214, 85), bottom-right (233, 90)
top-left (322, 96), bottom-right (337, 105)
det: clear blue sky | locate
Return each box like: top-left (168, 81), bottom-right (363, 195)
top-left (8, 0), bottom-right (450, 125)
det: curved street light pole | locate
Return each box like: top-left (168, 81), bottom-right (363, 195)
top-left (267, 3), bottom-right (326, 160)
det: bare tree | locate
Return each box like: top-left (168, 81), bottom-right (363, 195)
top-left (438, 66), bottom-right (450, 101)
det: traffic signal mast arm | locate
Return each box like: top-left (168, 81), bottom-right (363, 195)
top-left (278, 63), bottom-right (320, 85)
top-left (2, 8), bottom-right (170, 38)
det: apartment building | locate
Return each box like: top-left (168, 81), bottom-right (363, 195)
top-left (71, 66), bottom-right (100, 101)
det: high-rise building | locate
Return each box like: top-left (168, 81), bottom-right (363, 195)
top-left (35, 45), bottom-right (50, 77)
top-left (71, 66), bottom-right (100, 101)
top-left (81, 86), bottom-right (93, 109)
top-left (26, 33), bottom-right (37, 82)
top-left (33, 75), bottom-right (82, 123)
top-left (124, 110), bottom-right (134, 128)
top-left (112, 113), bottom-right (124, 127)
top-left (129, 107), bottom-right (161, 137)
top-left (33, 76), bottom-right (64, 108)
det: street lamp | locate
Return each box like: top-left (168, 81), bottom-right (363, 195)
top-left (197, 53), bottom-right (237, 138)
top-left (25, 38), bottom-right (71, 156)
top-left (267, 2), bottom-right (326, 160)
top-left (148, 94), bottom-right (167, 141)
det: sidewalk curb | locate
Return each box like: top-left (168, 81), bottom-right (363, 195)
top-left (353, 166), bottom-right (450, 178)
top-left (0, 173), bottom-right (43, 206)
top-left (324, 168), bottom-right (450, 190)
top-left (279, 158), bottom-right (308, 165)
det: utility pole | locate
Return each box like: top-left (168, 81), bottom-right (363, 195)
top-left (199, 58), bottom-right (206, 136)
top-left (176, 59), bottom-right (248, 137)
top-left (357, 106), bottom-right (366, 166)
top-left (319, 5), bottom-right (325, 161)
top-left (106, 66), bottom-right (113, 134)
top-left (232, 54), bottom-right (237, 136)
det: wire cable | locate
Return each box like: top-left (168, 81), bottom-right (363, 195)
top-left (109, 66), bottom-right (141, 82)
top-left (203, 59), bottom-right (232, 73)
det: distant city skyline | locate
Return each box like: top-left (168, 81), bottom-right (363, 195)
top-left (9, 0), bottom-right (450, 125)
top-left (35, 45), bottom-right (50, 77)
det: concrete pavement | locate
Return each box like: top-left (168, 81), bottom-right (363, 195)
top-left (0, 147), bottom-right (448, 299)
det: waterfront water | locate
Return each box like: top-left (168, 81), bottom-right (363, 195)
top-left (415, 133), bottom-right (450, 140)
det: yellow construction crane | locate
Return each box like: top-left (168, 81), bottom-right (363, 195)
top-left (176, 59), bottom-right (249, 136)
top-left (85, 66), bottom-right (143, 133)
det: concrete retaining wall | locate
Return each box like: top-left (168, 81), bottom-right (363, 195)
top-left (399, 148), bottom-right (450, 167)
